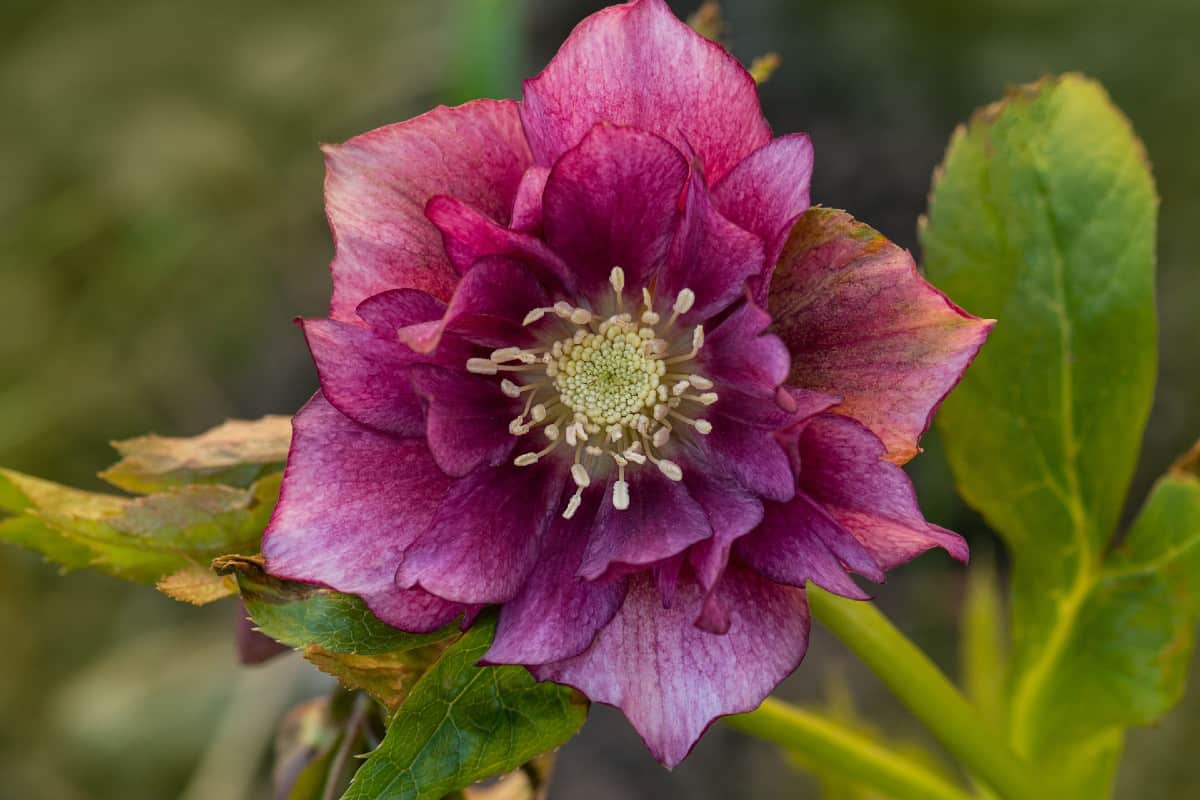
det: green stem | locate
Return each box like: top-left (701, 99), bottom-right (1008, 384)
top-left (807, 586), bottom-right (1039, 800)
top-left (727, 699), bottom-right (974, 800)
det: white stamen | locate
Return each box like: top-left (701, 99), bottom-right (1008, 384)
top-left (571, 463), bottom-right (591, 488)
top-left (531, 404), bottom-right (547, 422)
top-left (467, 358), bottom-right (499, 375)
top-left (692, 325), bottom-right (705, 351)
top-left (657, 459), bottom-right (683, 481)
top-left (514, 452), bottom-right (539, 466)
top-left (641, 311), bottom-right (661, 325)
top-left (609, 266), bottom-right (625, 294)
top-left (694, 419), bottom-right (713, 434)
top-left (491, 347), bottom-right (523, 363)
top-left (613, 480), bottom-right (630, 510)
top-left (673, 289), bottom-right (695, 315)
top-left (522, 308), bottom-right (547, 326)
top-left (500, 379), bottom-right (521, 398)
top-left (570, 308), bottom-right (593, 325)
top-left (563, 490), bottom-right (582, 519)
top-left (688, 375), bottom-right (714, 390)
top-left (652, 427), bottom-right (671, 448)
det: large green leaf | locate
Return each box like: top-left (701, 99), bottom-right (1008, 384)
top-left (0, 468), bottom-right (279, 583)
top-left (342, 613), bottom-right (588, 800)
top-left (922, 73), bottom-right (1171, 792)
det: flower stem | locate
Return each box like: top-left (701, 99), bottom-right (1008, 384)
top-left (806, 586), bottom-right (1039, 800)
top-left (726, 699), bottom-right (974, 800)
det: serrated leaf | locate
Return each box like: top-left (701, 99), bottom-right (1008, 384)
top-left (922, 73), bottom-right (1165, 794)
top-left (215, 555), bottom-right (457, 655)
top-left (305, 644), bottom-right (450, 716)
top-left (157, 564), bottom-right (237, 605)
top-left (342, 613), bottom-right (587, 800)
top-left (100, 415), bottom-right (291, 493)
top-left (0, 469), bottom-right (279, 582)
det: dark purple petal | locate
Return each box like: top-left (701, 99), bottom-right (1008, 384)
top-left (542, 124), bottom-right (688, 300)
top-left (262, 395), bottom-right (467, 632)
top-left (324, 100), bottom-right (531, 319)
top-left (796, 413), bottom-right (968, 569)
top-left (408, 364), bottom-right (517, 478)
top-left (534, 566), bottom-right (810, 768)
top-left (701, 299), bottom-right (790, 398)
top-left (511, 166), bottom-right (551, 233)
top-left (355, 289), bottom-right (446, 334)
top-left (485, 489), bottom-right (628, 665)
top-left (770, 208), bottom-right (994, 464)
top-left (659, 171), bottom-right (766, 323)
top-left (395, 461), bottom-right (566, 604)
top-left (713, 133), bottom-right (814, 284)
top-left (299, 317), bottom-right (426, 438)
top-left (425, 194), bottom-right (574, 289)
top-left (694, 411), bottom-right (794, 504)
top-left (735, 492), bottom-right (880, 600)
top-left (578, 468), bottom-right (711, 581)
top-left (521, 0), bottom-right (770, 183)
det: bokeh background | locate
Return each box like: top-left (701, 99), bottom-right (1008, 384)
top-left (1, 0), bottom-right (1197, 797)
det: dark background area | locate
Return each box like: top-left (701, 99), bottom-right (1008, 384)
top-left (1, 0), bottom-right (1196, 797)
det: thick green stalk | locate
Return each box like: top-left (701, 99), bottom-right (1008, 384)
top-left (727, 699), bottom-right (974, 800)
top-left (807, 586), bottom-right (1039, 800)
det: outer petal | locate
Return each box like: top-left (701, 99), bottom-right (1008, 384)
top-left (261, 394), bottom-right (465, 632)
top-left (485, 488), bottom-right (628, 666)
top-left (578, 467), bottom-right (711, 581)
top-left (521, 0), bottom-right (770, 183)
top-left (325, 100), bottom-right (531, 319)
top-left (713, 133), bottom-right (814, 284)
top-left (542, 124), bottom-right (688, 299)
top-left (796, 413), bottom-right (968, 568)
top-left (769, 208), bottom-right (994, 464)
top-left (395, 460), bottom-right (566, 604)
top-left (534, 566), bottom-right (810, 768)
top-left (299, 317), bottom-right (426, 438)
top-left (659, 171), bottom-right (766, 323)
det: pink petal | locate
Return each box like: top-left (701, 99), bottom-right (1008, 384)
top-left (354, 288), bottom-right (446, 334)
top-left (425, 194), bottom-right (573, 289)
top-left (324, 100), bottom-right (531, 319)
top-left (262, 394), bottom-right (466, 632)
top-left (521, 0), bottom-right (770, 184)
top-left (769, 208), bottom-right (994, 464)
top-left (542, 123), bottom-right (688, 300)
top-left (578, 467), bottom-right (712, 581)
top-left (659, 171), bottom-right (766, 323)
top-left (299, 317), bottom-right (427, 438)
top-left (485, 489), bottom-right (628, 666)
top-left (795, 413), bottom-right (968, 569)
top-left (713, 134), bottom-right (814, 283)
top-left (534, 566), bottom-right (810, 768)
top-left (408, 364), bottom-right (517, 478)
top-left (395, 461), bottom-right (566, 604)
top-left (510, 166), bottom-right (551, 233)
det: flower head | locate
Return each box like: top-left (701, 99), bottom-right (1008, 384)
top-left (263, 0), bottom-right (992, 767)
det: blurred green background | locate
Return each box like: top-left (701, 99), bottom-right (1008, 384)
top-left (1, 0), bottom-right (1196, 797)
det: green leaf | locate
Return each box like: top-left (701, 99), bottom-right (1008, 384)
top-left (0, 468), bottom-right (279, 582)
top-left (922, 73), bottom-right (1173, 794)
top-left (342, 612), bottom-right (588, 800)
top-left (215, 555), bottom-right (456, 656)
top-left (959, 555), bottom-right (1008, 735)
top-left (99, 415), bottom-right (291, 494)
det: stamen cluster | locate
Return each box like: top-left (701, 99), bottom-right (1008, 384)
top-left (466, 268), bottom-right (718, 517)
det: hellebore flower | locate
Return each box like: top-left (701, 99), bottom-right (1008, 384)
top-left (263, 0), bottom-right (992, 767)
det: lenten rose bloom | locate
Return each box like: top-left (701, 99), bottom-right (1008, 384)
top-left (262, 0), bottom-right (992, 767)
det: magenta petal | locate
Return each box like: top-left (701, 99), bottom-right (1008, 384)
top-left (262, 395), bottom-right (465, 631)
top-left (355, 289), bottom-right (446, 335)
top-left (659, 171), bottom-right (766, 322)
top-left (325, 100), bottom-right (531, 319)
top-left (534, 566), bottom-right (810, 768)
top-left (578, 468), bottom-right (711, 581)
top-left (425, 195), bottom-right (573, 289)
top-left (542, 123), bottom-right (688, 299)
top-left (395, 461), bottom-right (566, 604)
top-left (510, 166), bottom-right (551, 233)
top-left (701, 299), bottom-right (790, 397)
top-left (770, 208), bottom-right (994, 464)
top-left (409, 364), bottom-right (517, 477)
top-left (485, 489), bottom-right (628, 665)
top-left (796, 414), bottom-right (968, 569)
top-left (713, 134), bottom-right (814, 280)
top-left (359, 586), bottom-right (469, 634)
top-left (735, 492), bottom-right (878, 600)
top-left (300, 318), bottom-right (426, 438)
top-left (521, 0), bottom-right (770, 184)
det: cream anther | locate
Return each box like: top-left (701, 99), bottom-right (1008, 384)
top-left (613, 480), bottom-right (630, 510)
top-left (467, 358), bottom-right (499, 375)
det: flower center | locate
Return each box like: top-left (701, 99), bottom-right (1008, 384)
top-left (466, 268), bottom-right (718, 518)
